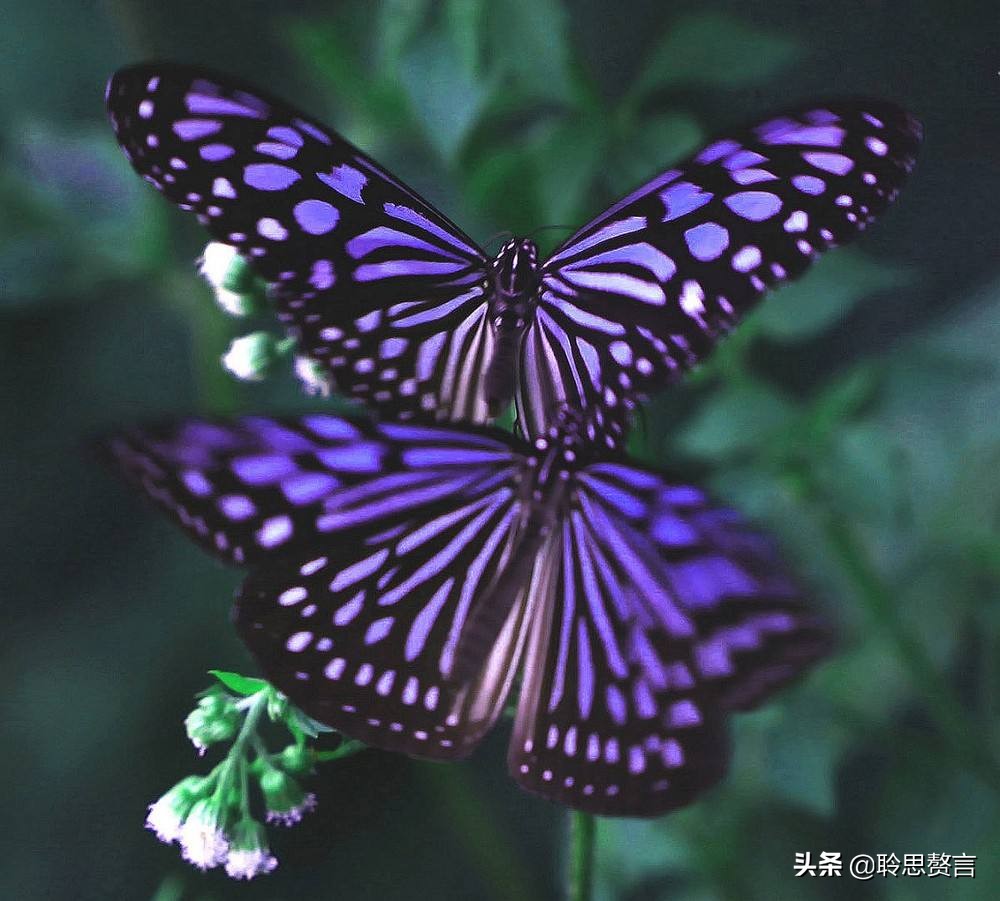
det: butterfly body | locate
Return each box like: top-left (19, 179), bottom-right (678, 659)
top-left (484, 237), bottom-right (541, 415)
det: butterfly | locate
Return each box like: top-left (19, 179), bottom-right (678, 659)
top-left (107, 410), bottom-right (831, 815)
top-left (106, 63), bottom-right (921, 447)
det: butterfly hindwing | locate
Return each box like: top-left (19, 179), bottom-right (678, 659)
top-left (234, 486), bottom-right (532, 759)
top-left (517, 101), bottom-right (922, 440)
top-left (576, 463), bottom-right (834, 709)
top-left (508, 514), bottom-right (730, 816)
top-left (107, 64), bottom-right (494, 423)
top-left (508, 461), bottom-right (833, 814)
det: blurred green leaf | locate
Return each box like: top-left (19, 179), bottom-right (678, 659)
top-left (676, 379), bottom-right (797, 460)
top-left (463, 143), bottom-right (541, 235)
top-left (754, 249), bottom-right (912, 341)
top-left (446, 0), bottom-right (485, 77)
top-left (0, 123), bottom-right (165, 305)
top-left (376, 0), bottom-right (431, 70)
top-left (759, 698), bottom-right (851, 816)
top-left (484, 0), bottom-right (574, 103)
top-left (874, 742), bottom-right (994, 852)
top-left (400, 31), bottom-right (494, 161)
top-left (608, 113), bottom-right (704, 196)
top-left (531, 118), bottom-right (605, 226)
top-left (632, 13), bottom-right (801, 99)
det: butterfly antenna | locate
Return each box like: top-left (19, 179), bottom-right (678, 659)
top-left (526, 224), bottom-right (576, 240)
top-left (483, 230), bottom-right (515, 253)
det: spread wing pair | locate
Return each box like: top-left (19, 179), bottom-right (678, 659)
top-left (106, 63), bottom-right (921, 444)
top-left (108, 413), bottom-right (831, 815)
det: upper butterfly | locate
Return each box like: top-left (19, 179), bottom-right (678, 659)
top-left (107, 63), bottom-right (921, 446)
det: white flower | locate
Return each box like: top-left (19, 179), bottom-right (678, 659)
top-left (225, 847), bottom-right (278, 880)
top-left (216, 286), bottom-right (258, 317)
top-left (224, 819), bottom-right (278, 880)
top-left (266, 792), bottom-right (317, 827)
top-left (179, 799), bottom-right (230, 871)
top-left (144, 775), bottom-right (207, 845)
top-left (260, 767), bottom-right (317, 826)
top-left (221, 332), bottom-right (279, 382)
top-left (294, 356), bottom-right (332, 397)
top-left (145, 795), bottom-right (185, 844)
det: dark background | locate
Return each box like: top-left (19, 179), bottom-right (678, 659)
top-left (1, 1), bottom-right (998, 898)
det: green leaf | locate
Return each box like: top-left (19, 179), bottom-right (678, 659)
top-left (756, 697), bottom-right (851, 816)
top-left (463, 143), bottom-right (541, 235)
top-left (531, 117), bottom-right (605, 227)
top-left (209, 670), bottom-right (269, 697)
top-left (399, 31), bottom-right (493, 161)
top-left (445, 0), bottom-right (485, 77)
top-left (376, 0), bottom-right (431, 70)
top-left (754, 249), bottom-right (912, 341)
top-left (288, 706), bottom-right (334, 738)
top-left (608, 113), bottom-right (703, 197)
top-left (675, 379), bottom-right (797, 460)
top-left (633, 13), bottom-right (800, 99)
top-left (484, 0), bottom-right (573, 103)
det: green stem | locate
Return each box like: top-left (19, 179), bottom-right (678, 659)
top-left (819, 506), bottom-right (1000, 792)
top-left (566, 810), bottom-right (596, 901)
top-left (211, 691), bottom-right (270, 810)
top-left (313, 738), bottom-right (367, 764)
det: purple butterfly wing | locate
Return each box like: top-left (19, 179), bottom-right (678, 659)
top-left (509, 506), bottom-right (730, 816)
top-left (581, 464), bottom-right (834, 710)
top-left (107, 64), bottom-right (495, 423)
top-left (106, 414), bottom-right (523, 567)
top-left (507, 461), bottom-right (832, 815)
top-left (235, 484), bottom-right (532, 759)
top-left (518, 101), bottom-right (922, 442)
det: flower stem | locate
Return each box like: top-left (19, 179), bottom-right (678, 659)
top-left (211, 690), bottom-right (270, 810)
top-left (566, 810), bottom-right (596, 901)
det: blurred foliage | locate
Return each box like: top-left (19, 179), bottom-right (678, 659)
top-left (1, 0), bottom-right (998, 899)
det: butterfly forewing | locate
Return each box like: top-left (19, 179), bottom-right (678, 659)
top-left (235, 486), bottom-right (533, 758)
top-left (107, 64), bottom-right (494, 423)
top-left (517, 101), bottom-right (922, 441)
top-left (106, 414), bottom-right (523, 567)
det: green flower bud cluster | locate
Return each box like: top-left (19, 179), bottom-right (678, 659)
top-left (145, 671), bottom-right (363, 880)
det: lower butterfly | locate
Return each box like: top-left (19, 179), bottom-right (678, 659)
top-left (108, 411), bottom-right (831, 815)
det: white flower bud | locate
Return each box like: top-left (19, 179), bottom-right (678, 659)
top-left (197, 242), bottom-right (265, 317)
top-left (294, 355), bottom-right (333, 397)
top-left (221, 332), bottom-right (282, 382)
